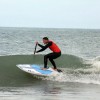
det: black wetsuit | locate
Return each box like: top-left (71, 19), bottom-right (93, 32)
top-left (37, 41), bottom-right (61, 69)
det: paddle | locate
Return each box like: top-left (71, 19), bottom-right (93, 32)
top-left (34, 43), bottom-right (38, 55)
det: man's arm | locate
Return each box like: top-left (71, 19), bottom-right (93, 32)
top-left (38, 43), bottom-right (44, 48)
top-left (37, 42), bottom-right (52, 53)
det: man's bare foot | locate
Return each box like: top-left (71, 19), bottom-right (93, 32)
top-left (52, 68), bottom-right (57, 71)
top-left (41, 68), bottom-right (47, 70)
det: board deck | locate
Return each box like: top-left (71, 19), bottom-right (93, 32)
top-left (31, 65), bottom-right (52, 75)
top-left (16, 64), bottom-right (61, 76)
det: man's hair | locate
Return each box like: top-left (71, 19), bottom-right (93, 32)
top-left (43, 37), bottom-right (49, 40)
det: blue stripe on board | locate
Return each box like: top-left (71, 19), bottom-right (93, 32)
top-left (31, 64), bottom-right (52, 75)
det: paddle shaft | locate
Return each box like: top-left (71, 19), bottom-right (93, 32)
top-left (34, 44), bottom-right (38, 55)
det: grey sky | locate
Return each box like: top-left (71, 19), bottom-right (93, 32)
top-left (0, 0), bottom-right (100, 28)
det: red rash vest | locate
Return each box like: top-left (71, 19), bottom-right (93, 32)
top-left (49, 41), bottom-right (61, 53)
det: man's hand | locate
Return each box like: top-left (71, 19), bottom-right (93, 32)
top-left (34, 42), bottom-right (38, 55)
top-left (34, 50), bottom-right (38, 54)
top-left (35, 51), bottom-right (38, 53)
top-left (36, 42), bottom-right (38, 45)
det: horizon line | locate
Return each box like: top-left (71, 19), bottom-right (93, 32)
top-left (0, 26), bottom-right (100, 30)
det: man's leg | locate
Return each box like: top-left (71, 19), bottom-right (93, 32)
top-left (48, 52), bottom-right (61, 69)
top-left (44, 55), bottom-right (48, 68)
top-left (43, 52), bottom-right (61, 69)
top-left (49, 57), bottom-right (57, 69)
top-left (44, 53), bottom-right (56, 69)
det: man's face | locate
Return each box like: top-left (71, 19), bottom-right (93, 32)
top-left (43, 39), bottom-right (48, 44)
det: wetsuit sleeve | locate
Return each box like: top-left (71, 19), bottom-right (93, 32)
top-left (38, 43), bottom-right (44, 48)
top-left (37, 42), bottom-right (52, 53)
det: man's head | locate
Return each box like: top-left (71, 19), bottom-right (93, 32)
top-left (43, 37), bottom-right (49, 44)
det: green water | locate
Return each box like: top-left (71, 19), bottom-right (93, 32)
top-left (0, 54), bottom-right (85, 87)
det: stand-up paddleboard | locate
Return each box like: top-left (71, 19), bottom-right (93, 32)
top-left (16, 64), bottom-right (62, 77)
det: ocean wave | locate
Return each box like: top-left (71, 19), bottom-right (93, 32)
top-left (0, 54), bottom-right (100, 86)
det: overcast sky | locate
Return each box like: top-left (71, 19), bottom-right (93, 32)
top-left (0, 0), bottom-right (100, 29)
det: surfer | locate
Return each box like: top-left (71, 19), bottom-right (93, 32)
top-left (35, 37), bottom-right (61, 71)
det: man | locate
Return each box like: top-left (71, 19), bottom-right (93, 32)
top-left (36, 37), bottom-right (61, 71)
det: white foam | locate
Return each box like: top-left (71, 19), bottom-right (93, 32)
top-left (41, 66), bottom-right (100, 85)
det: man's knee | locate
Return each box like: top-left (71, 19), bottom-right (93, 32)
top-left (44, 55), bottom-right (48, 59)
top-left (49, 57), bottom-right (53, 61)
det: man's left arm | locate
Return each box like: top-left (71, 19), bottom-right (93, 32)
top-left (36, 42), bottom-right (52, 53)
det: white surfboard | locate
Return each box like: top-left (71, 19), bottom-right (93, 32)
top-left (16, 64), bottom-right (62, 77)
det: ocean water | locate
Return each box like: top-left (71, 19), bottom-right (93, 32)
top-left (0, 27), bottom-right (100, 100)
